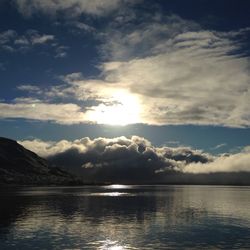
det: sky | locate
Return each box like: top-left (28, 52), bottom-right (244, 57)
top-left (1, 0), bottom-right (250, 182)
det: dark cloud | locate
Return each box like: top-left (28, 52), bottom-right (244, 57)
top-left (20, 136), bottom-right (216, 183)
top-left (19, 136), bottom-right (250, 184)
top-left (46, 136), bottom-right (172, 182)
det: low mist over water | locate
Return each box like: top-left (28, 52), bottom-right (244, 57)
top-left (1, 185), bottom-right (250, 249)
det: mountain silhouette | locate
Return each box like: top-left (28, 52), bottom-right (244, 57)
top-left (0, 137), bottom-right (81, 185)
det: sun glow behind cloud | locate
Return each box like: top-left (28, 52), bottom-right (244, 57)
top-left (0, 1), bottom-right (250, 129)
top-left (86, 90), bottom-right (141, 125)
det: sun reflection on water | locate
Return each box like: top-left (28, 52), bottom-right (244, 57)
top-left (89, 192), bottom-right (134, 197)
top-left (98, 240), bottom-right (125, 250)
top-left (106, 184), bottom-right (131, 189)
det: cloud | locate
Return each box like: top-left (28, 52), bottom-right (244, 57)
top-left (0, 99), bottom-right (86, 124)
top-left (183, 152), bottom-right (250, 174)
top-left (5, 79), bottom-right (139, 125)
top-left (211, 143), bottom-right (227, 150)
top-left (17, 136), bottom-right (204, 179)
top-left (72, 21), bottom-right (96, 33)
top-left (0, 30), bottom-right (17, 52)
top-left (0, 30), bottom-right (17, 45)
top-left (22, 13), bottom-right (249, 127)
top-left (14, 36), bottom-right (29, 45)
top-left (100, 14), bottom-right (200, 60)
top-left (54, 46), bottom-right (69, 58)
top-left (52, 21), bottom-right (250, 127)
top-left (14, 0), bottom-right (129, 17)
top-left (30, 34), bottom-right (54, 45)
top-left (0, 29), bottom-right (55, 52)
top-left (17, 84), bottom-right (41, 92)
top-left (1, 12), bottom-right (250, 127)
top-left (25, 30), bottom-right (55, 45)
top-left (98, 17), bottom-right (250, 127)
top-left (19, 136), bottom-right (250, 183)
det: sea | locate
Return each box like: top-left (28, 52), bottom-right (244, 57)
top-left (0, 185), bottom-right (250, 249)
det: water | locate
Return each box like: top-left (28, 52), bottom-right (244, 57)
top-left (0, 185), bottom-right (250, 249)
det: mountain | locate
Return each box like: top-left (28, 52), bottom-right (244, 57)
top-left (0, 137), bottom-right (82, 185)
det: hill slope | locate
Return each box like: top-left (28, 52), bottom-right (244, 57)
top-left (0, 137), bottom-right (81, 185)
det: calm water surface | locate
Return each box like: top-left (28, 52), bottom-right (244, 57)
top-left (0, 185), bottom-right (250, 249)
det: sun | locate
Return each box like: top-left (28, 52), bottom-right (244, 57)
top-left (86, 90), bottom-right (141, 126)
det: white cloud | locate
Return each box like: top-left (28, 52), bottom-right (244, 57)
top-left (17, 84), bottom-right (41, 92)
top-left (100, 50), bottom-right (249, 126)
top-left (73, 21), bottom-right (96, 32)
top-left (0, 30), bottom-right (17, 45)
top-left (54, 46), bottom-right (69, 58)
top-left (19, 139), bottom-right (77, 157)
top-left (211, 143), bottom-right (227, 150)
top-left (96, 15), bottom-right (250, 127)
top-left (30, 34), bottom-right (54, 45)
top-left (100, 14), bottom-right (200, 60)
top-left (0, 101), bottom-right (86, 124)
top-left (14, 0), bottom-right (126, 17)
top-left (183, 151), bottom-right (250, 174)
top-left (14, 36), bottom-right (29, 45)
top-left (0, 29), bottom-right (56, 53)
top-left (0, 30), bottom-right (17, 52)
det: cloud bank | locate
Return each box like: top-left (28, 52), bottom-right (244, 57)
top-left (19, 136), bottom-right (250, 183)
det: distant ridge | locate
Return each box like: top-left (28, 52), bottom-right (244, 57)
top-left (0, 137), bottom-right (81, 185)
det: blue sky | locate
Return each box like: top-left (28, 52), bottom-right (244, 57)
top-left (1, 0), bottom-right (250, 155)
